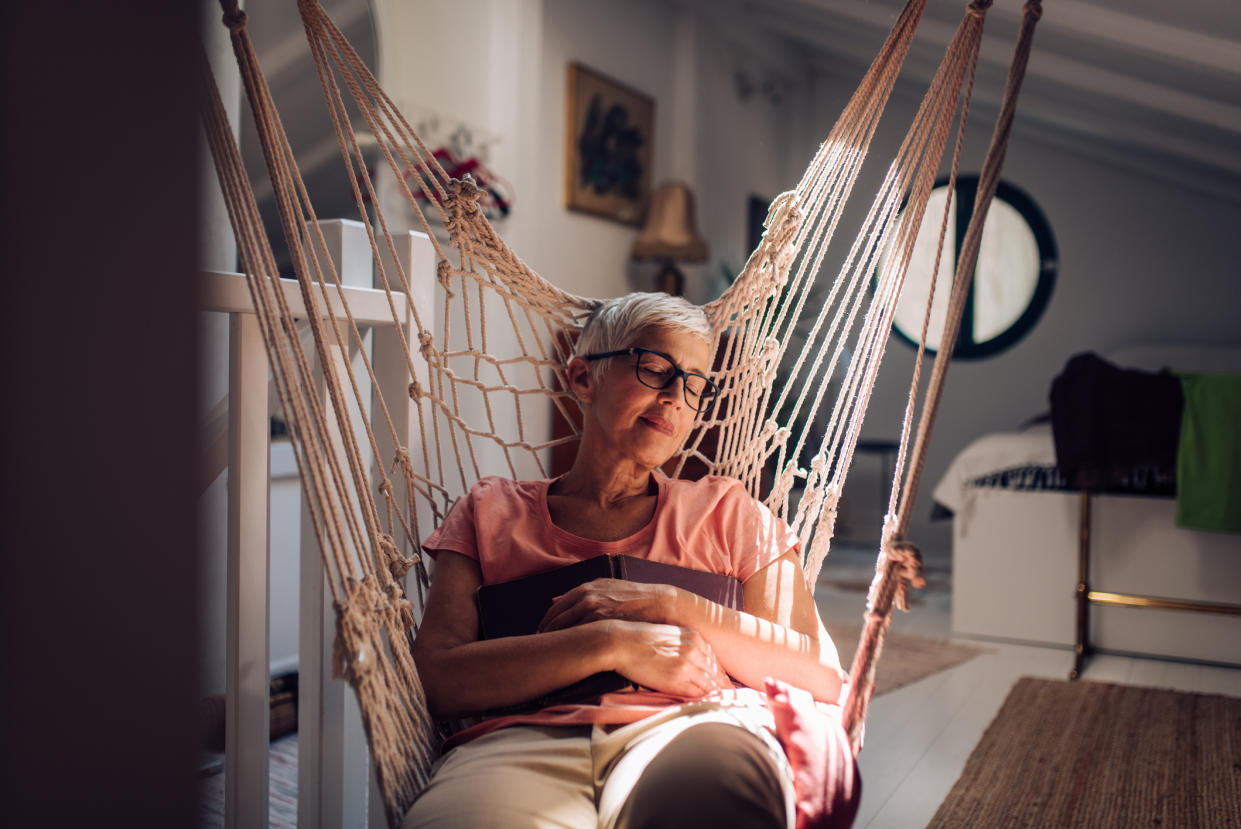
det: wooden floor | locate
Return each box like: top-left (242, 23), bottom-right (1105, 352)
top-left (816, 545), bottom-right (1241, 828)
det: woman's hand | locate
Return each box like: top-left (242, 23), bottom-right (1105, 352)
top-left (538, 578), bottom-right (677, 632)
top-left (607, 620), bottom-right (732, 698)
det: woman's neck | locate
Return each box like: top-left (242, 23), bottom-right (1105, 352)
top-left (551, 461), bottom-right (653, 510)
top-left (547, 462), bottom-right (658, 542)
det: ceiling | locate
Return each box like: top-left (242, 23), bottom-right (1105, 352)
top-left (238, 0), bottom-right (378, 272)
top-left (695, 0), bottom-right (1241, 203)
top-left (236, 0), bottom-right (1240, 215)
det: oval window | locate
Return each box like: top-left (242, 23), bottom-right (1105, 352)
top-left (883, 176), bottom-right (1057, 359)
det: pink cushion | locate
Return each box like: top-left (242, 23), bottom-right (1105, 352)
top-left (766, 678), bottom-right (861, 829)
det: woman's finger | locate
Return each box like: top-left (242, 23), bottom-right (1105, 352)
top-left (538, 596), bottom-right (584, 632)
top-left (537, 583), bottom-right (596, 631)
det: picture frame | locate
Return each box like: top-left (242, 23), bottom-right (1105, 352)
top-left (564, 62), bottom-right (655, 226)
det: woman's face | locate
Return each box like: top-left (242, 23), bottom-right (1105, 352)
top-left (578, 326), bottom-right (712, 471)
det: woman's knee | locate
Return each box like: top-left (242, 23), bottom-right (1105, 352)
top-left (616, 722), bottom-right (787, 829)
top-left (403, 727), bottom-right (596, 829)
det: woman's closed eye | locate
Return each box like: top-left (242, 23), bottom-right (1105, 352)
top-left (639, 363), bottom-right (677, 385)
top-left (682, 376), bottom-right (709, 397)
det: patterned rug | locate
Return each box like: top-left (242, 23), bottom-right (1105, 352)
top-left (830, 621), bottom-right (984, 695)
top-left (929, 677), bottom-right (1241, 827)
top-left (197, 732), bottom-right (298, 829)
top-left (816, 547), bottom-right (984, 695)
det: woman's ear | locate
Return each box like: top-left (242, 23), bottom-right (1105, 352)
top-left (565, 357), bottom-right (593, 403)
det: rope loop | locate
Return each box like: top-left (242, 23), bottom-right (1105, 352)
top-left (764, 190), bottom-right (801, 236)
top-left (966, 0), bottom-right (993, 19)
top-left (880, 539), bottom-right (927, 611)
top-left (332, 591), bottom-right (377, 682)
top-left (774, 462), bottom-right (797, 494)
top-left (418, 331), bottom-right (435, 359)
top-left (446, 175), bottom-right (484, 214)
top-left (435, 259), bottom-right (454, 296)
top-left (408, 380), bottom-right (422, 400)
top-left (822, 483), bottom-right (842, 511)
top-left (378, 533), bottom-right (416, 581)
top-left (387, 583), bottom-right (418, 631)
top-left (221, 7), bottom-right (248, 33)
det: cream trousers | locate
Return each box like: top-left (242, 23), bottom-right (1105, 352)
top-left (402, 701), bottom-right (797, 829)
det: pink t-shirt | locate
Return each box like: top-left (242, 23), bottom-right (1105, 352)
top-left (422, 473), bottom-right (802, 746)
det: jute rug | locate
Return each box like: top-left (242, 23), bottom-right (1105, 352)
top-left (831, 621), bottom-right (984, 696)
top-left (929, 677), bottom-right (1241, 827)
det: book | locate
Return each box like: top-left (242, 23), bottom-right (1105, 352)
top-left (475, 555), bottom-right (744, 713)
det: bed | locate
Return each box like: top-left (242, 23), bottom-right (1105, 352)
top-left (935, 344), bottom-right (1241, 669)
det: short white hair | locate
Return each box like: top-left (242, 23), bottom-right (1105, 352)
top-left (572, 293), bottom-right (711, 381)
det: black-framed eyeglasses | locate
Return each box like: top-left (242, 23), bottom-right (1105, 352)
top-left (582, 347), bottom-right (720, 412)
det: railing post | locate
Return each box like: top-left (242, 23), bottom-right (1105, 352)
top-left (225, 311), bottom-right (271, 829)
top-left (203, 260), bottom-right (421, 829)
top-left (373, 231), bottom-right (437, 573)
top-left (299, 219), bottom-right (374, 829)
top-left (370, 230), bottom-right (435, 828)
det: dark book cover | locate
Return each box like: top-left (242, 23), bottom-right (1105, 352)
top-left (475, 555), bottom-right (744, 713)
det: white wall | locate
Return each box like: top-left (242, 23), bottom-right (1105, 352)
top-left (800, 67), bottom-right (1241, 560)
top-left (373, 0), bottom-right (806, 302)
top-left (690, 8), bottom-right (811, 299)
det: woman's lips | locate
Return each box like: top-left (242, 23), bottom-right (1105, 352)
top-left (640, 415), bottom-right (674, 436)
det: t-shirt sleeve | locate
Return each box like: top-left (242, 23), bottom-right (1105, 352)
top-left (421, 485), bottom-right (481, 562)
top-left (717, 480), bottom-right (801, 583)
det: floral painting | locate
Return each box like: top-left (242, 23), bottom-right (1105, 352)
top-left (565, 62), bottom-right (654, 225)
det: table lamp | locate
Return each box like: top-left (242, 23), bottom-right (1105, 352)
top-left (631, 181), bottom-right (708, 296)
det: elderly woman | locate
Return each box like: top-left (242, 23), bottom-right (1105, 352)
top-left (405, 293), bottom-right (858, 829)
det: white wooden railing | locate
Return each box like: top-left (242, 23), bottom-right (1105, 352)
top-left (202, 219), bottom-right (436, 829)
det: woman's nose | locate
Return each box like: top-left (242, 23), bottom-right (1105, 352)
top-left (657, 378), bottom-right (685, 407)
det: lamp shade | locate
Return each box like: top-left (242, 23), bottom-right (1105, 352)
top-left (631, 181), bottom-right (709, 263)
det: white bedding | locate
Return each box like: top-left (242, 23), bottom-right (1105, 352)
top-left (933, 343), bottom-right (1241, 516)
top-left (931, 422), bottom-right (1057, 514)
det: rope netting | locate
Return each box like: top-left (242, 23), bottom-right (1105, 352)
top-left (203, 0), bottom-right (1041, 823)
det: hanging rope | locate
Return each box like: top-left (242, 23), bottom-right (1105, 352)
top-left (842, 0), bottom-right (1044, 747)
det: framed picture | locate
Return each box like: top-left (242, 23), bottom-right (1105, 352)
top-left (747, 194), bottom-right (770, 254)
top-left (564, 62), bottom-right (654, 226)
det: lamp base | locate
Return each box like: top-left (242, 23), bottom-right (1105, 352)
top-left (654, 262), bottom-right (685, 297)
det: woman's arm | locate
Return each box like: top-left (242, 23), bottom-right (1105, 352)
top-left (412, 551), bottom-right (730, 718)
top-left (688, 548), bottom-right (845, 701)
top-left (540, 549), bottom-right (845, 703)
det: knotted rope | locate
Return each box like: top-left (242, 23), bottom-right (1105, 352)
top-left (842, 0), bottom-right (1044, 747)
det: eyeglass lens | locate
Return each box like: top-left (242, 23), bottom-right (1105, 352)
top-left (634, 351), bottom-right (716, 409)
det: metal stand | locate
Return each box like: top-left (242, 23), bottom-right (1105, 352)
top-left (1070, 489), bottom-right (1241, 680)
top-left (1070, 491), bottom-right (1091, 680)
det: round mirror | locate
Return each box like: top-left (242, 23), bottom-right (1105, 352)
top-left (883, 176), bottom-right (1057, 359)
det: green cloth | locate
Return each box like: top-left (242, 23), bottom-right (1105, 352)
top-left (1176, 372), bottom-right (1241, 533)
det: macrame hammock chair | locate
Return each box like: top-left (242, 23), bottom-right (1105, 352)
top-left (202, 0), bottom-right (1042, 824)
